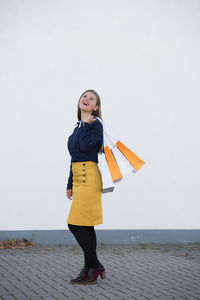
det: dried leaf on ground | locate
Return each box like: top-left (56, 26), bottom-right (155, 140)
top-left (0, 238), bottom-right (35, 249)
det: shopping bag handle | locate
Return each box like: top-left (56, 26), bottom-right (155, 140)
top-left (95, 117), bottom-right (116, 149)
top-left (95, 117), bottom-right (105, 153)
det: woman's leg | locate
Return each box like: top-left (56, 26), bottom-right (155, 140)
top-left (87, 226), bottom-right (97, 250)
top-left (68, 224), bottom-right (101, 268)
top-left (85, 226), bottom-right (98, 268)
top-left (80, 226), bottom-right (97, 268)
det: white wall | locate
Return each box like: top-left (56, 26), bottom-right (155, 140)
top-left (0, 0), bottom-right (200, 230)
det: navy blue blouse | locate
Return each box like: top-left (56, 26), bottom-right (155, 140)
top-left (66, 118), bottom-right (103, 190)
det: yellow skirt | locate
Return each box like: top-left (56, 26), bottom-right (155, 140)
top-left (67, 161), bottom-right (103, 226)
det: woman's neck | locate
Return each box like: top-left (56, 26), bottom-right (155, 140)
top-left (81, 110), bottom-right (92, 121)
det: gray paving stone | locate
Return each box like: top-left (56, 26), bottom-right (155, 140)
top-left (0, 243), bottom-right (200, 299)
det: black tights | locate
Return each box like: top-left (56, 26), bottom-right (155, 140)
top-left (68, 223), bottom-right (101, 269)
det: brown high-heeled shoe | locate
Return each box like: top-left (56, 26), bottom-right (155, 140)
top-left (78, 263), bottom-right (105, 285)
top-left (69, 266), bottom-right (89, 284)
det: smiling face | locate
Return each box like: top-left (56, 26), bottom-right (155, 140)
top-left (79, 91), bottom-right (99, 113)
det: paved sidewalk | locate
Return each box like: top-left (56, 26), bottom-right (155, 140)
top-left (0, 242), bottom-right (200, 300)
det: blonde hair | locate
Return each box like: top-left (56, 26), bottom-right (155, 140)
top-left (77, 89), bottom-right (103, 122)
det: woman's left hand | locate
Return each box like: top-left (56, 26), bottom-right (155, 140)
top-left (66, 189), bottom-right (72, 200)
top-left (83, 115), bottom-right (96, 125)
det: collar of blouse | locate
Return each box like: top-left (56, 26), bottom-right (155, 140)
top-left (74, 118), bottom-right (98, 128)
top-left (74, 121), bottom-right (84, 128)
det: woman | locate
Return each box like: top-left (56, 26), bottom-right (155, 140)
top-left (66, 89), bottom-right (105, 285)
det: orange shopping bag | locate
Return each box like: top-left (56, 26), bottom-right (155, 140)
top-left (95, 117), bottom-right (145, 189)
top-left (115, 140), bottom-right (145, 171)
top-left (104, 145), bottom-right (123, 182)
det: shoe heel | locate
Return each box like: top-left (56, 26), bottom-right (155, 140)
top-left (100, 269), bottom-right (105, 279)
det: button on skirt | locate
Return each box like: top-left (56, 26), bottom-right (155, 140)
top-left (67, 161), bottom-right (103, 226)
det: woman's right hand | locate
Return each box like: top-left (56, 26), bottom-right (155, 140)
top-left (66, 189), bottom-right (72, 200)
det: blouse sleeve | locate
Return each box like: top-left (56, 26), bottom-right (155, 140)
top-left (78, 121), bottom-right (103, 152)
top-left (66, 161), bottom-right (73, 190)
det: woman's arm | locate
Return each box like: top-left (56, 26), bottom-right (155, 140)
top-left (66, 161), bottom-right (73, 190)
top-left (78, 121), bottom-right (103, 152)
